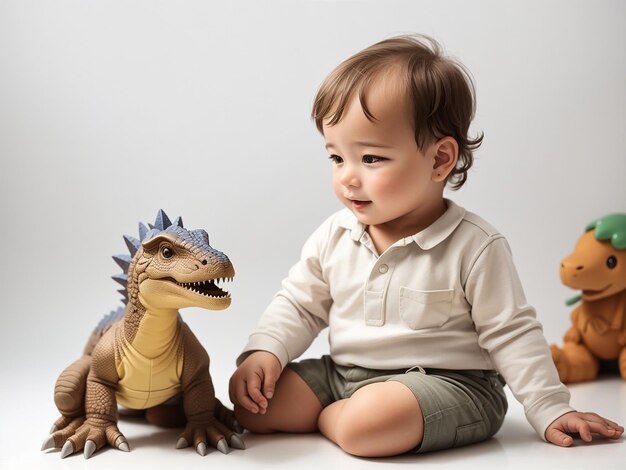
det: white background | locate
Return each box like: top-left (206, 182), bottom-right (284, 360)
top-left (1, 1), bottom-right (625, 468)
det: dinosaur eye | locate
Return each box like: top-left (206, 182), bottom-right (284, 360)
top-left (161, 246), bottom-right (174, 259)
top-left (607, 256), bottom-right (617, 269)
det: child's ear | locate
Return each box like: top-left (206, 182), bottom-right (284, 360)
top-left (431, 137), bottom-right (459, 182)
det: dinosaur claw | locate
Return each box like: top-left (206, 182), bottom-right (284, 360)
top-left (196, 442), bottom-right (208, 456)
top-left (84, 440), bottom-right (96, 459)
top-left (176, 437), bottom-right (189, 449)
top-left (230, 435), bottom-right (246, 450)
top-left (115, 437), bottom-right (130, 452)
top-left (41, 435), bottom-right (55, 451)
top-left (49, 424), bottom-right (58, 434)
top-left (233, 420), bottom-right (244, 434)
top-left (61, 441), bottom-right (74, 459)
top-left (217, 438), bottom-right (229, 454)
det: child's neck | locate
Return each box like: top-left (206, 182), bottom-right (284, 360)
top-left (367, 199), bottom-right (447, 255)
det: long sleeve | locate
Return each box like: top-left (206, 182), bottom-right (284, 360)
top-left (465, 236), bottom-right (575, 440)
top-left (237, 221), bottom-right (333, 369)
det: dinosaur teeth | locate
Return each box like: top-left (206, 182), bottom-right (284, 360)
top-left (176, 279), bottom-right (230, 298)
top-left (172, 276), bottom-right (233, 299)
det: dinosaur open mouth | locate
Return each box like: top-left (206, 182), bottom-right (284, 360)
top-left (173, 278), bottom-right (231, 298)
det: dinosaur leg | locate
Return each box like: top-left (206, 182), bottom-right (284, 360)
top-left (146, 397), bottom-right (243, 434)
top-left (58, 371), bottom-right (128, 459)
top-left (214, 398), bottom-right (244, 434)
top-left (42, 355), bottom-right (92, 451)
top-left (52, 355), bottom-right (91, 430)
top-left (551, 342), bottom-right (599, 383)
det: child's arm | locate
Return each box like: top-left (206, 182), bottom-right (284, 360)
top-left (545, 411), bottom-right (623, 446)
top-left (229, 351), bottom-right (281, 414)
top-left (465, 236), bottom-right (622, 442)
top-left (238, 225), bottom-right (332, 366)
top-left (231, 216), bottom-right (336, 409)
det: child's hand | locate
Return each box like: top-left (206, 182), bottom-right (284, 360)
top-left (545, 411), bottom-right (624, 446)
top-left (229, 351), bottom-right (281, 415)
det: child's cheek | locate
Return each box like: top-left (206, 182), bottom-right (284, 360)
top-left (332, 175), bottom-right (349, 205)
top-left (372, 169), bottom-right (410, 201)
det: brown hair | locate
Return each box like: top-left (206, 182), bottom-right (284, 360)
top-left (312, 35), bottom-right (482, 190)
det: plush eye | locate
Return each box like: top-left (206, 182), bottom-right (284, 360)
top-left (606, 256), bottom-right (617, 269)
top-left (161, 246), bottom-right (174, 259)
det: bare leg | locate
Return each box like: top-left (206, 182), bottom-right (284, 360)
top-left (234, 368), bottom-right (323, 433)
top-left (318, 381), bottom-right (423, 457)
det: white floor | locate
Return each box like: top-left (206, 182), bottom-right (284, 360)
top-left (2, 373), bottom-right (624, 470)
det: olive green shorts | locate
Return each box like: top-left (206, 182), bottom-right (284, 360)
top-left (287, 355), bottom-right (508, 453)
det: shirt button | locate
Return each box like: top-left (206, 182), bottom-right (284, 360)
top-left (378, 264), bottom-right (389, 274)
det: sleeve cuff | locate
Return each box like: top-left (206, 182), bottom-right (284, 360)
top-left (236, 333), bottom-right (291, 370)
top-left (525, 391), bottom-right (576, 440)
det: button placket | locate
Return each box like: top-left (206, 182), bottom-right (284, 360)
top-left (364, 254), bottom-right (394, 327)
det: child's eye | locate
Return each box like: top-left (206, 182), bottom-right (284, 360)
top-left (363, 155), bottom-right (385, 164)
top-left (329, 154), bottom-right (343, 164)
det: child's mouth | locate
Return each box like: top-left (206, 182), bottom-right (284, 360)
top-left (351, 200), bottom-right (371, 210)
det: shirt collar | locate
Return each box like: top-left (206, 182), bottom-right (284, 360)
top-left (411, 199), bottom-right (466, 250)
top-left (338, 199), bottom-right (466, 250)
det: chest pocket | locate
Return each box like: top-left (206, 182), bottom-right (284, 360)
top-left (399, 287), bottom-right (454, 329)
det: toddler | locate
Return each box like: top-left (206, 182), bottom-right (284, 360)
top-left (229, 35), bottom-right (623, 456)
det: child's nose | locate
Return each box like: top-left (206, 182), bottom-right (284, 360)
top-left (339, 166), bottom-right (360, 187)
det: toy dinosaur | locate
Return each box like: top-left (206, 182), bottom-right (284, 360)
top-left (41, 210), bottom-right (245, 459)
top-left (551, 213), bottom-right (626, 383)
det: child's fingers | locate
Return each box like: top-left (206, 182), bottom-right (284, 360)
top-left (582, 413), bottom-right (623, 433)
top-left (546, 413), bottom-right (623, 447)
top-left (261, 366), bottom-right (279, 400)
top-left (585, 420), bottom-right (620, 439)
top-left (245, 373), bottom-right (268, 412)
top-left (605, 419), bottom-right (623, 431)
top-left (545, 427), bottom-right (574, 447)
top-left (234, 379), bottom-right (259, 414)
top-left (570, 418), bottom-right (593, 442)
top-left (576, 413), bottom-right (623, 439)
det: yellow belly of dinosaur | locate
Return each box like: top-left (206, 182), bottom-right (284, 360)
top-left (115, 341), bottom-right (184, 410)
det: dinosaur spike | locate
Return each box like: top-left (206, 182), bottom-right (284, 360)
top-left (123, 235), bottom-right (140, 256)
top-left (154, 210), bottom-right (172, 230)
top-left (112, 254), bottom-right (132, 273)
top-left (138, 222), bottom-right (148, 241)
top-left (173, 216), bottom-right (184, 228)
top-left (117, 288), bottom-right (129, 301)
top-left (112, 273), bottom-right (128, 287)
top-left (145, 228), bottom-right (160, 241)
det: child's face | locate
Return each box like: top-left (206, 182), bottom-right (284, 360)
top-left (323, 77), bottom-right (442, 231)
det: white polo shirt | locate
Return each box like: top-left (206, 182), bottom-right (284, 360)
top-left (239, 199), bottom-right (574, 439)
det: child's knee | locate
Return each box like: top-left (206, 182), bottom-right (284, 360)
top-left (333, 382), bottom-right (424, 457)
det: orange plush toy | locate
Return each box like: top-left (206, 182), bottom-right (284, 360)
top-left (551, 213), bottom-right (626, 383)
